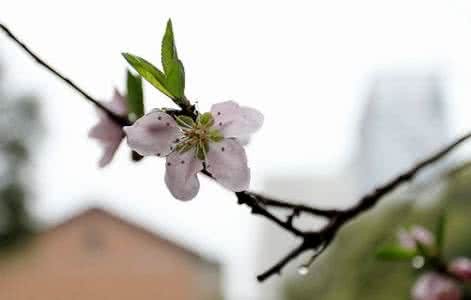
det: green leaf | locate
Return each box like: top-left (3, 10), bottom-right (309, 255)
top-left (176, 116), bottom-right (195, 128)
top-left (162, 19), bottom-right (177, 75)
top-left (126, 70), bottom-right (144, 121)
top-left (376, 246), bottom-right (417, 260)
top-left (122, 53), bottom-right (174, 99)
top-left (166, 59), bottom-right (185, 99)
top-left (435, 208), bottom-right (447, 255)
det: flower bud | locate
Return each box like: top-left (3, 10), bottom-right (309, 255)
top-left (449, 257), bottom-right (471, 281)
top-left (412, 273), bottom-right (462, 300)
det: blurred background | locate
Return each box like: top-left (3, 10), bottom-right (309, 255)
top-left (2, 0), bottom-right (471, 299)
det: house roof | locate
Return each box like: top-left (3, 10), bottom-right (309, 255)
top-left (43, 207), bottom-right (219, 268)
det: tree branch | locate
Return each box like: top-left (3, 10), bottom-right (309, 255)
top-left (0, 23), bottom-right (130, 127)
top-left (3, 22), bottom-right (471, 283)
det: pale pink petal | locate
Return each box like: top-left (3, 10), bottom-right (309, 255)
top-left (89, 113), bottom-right (125, 168)
top-left (412, 273), bottom-right (461, 300)
top-left (398, 226), bottom-right (434, 250)
top-left (164, 150), bottom-right (204, 201)
top-left (411, 226), bottom-right (435, 246)
top-left (206, 139), bottom-right (250, 192)
top-left (107, 88), bottom-right (128, 116)
top-left (449, 257), bottom-right (471, 281)
top-left (124, 111), bottom-right (179, 156)
top-left (211, 101), bottom-right (263, 138)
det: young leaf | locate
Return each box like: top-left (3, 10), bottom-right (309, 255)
top-left (122, 53), bottom-right (174, 99)
top-left (166, 59), bottom-right (185, 99)
top-left (161, 19), bottom-right (177, 75)
top-left (376, 246), bottom-right (417, 260)
top-left (126, 70), bottom-right (144, 121)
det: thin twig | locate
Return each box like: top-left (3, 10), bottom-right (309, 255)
top-left (253, 131), bottom-right (471, 281)
top-left (3, 22), bottom-right (471, 283)
top-left (0, 23), bottom-right (130, 126)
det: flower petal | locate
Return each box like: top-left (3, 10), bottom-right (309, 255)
top-left (89, 118), bottom-right (124, 168)
top-left (449, 257), bottom-right (471, 281)
top-left (211, 101), bottom-right (263, 138)
top-left (124, 111), bottom-right (179, 156)
top-left (206, 139), bottom-right (250, 191)
top-left (165, 150), bottom-right (204, 201)
top-left (412, 273), bottom-right (461, 300)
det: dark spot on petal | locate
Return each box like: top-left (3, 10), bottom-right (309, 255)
top-left (166, 122), bottom-right (170, 127)
top-left (221, 147), bottom-right (225, 152)
top-left (219, 122), bottom-right (223, 126)
top-left (170, 146), bottom-right (174, 151)
top-left (217, 112), bottom-right (221, 115)
top-left (167, 162), bottom-right (172, 166)
top-left (158, 116), bottom-right (162, 120)
top-left (180, 160), bottom-right (185, 164)
top-left (157, 153), bottom-right (161, 157)
top-left (174, 138), bottom-right (180, 143)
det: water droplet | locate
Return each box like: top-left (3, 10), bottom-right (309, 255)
top-left (297, 266), bottom-right (309, 276)
top-left (412, 256), bottom-right (425, 269)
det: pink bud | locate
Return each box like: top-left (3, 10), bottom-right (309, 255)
top-left (412, 273), bottom-right (462, 300)
top-left (398, 225), bottom-right (434, 250)
top-left (449, 257), bottom-right (471, 281)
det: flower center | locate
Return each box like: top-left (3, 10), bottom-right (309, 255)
top-left (174, 112), bottom-right (224, 160)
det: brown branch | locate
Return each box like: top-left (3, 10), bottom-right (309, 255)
top-left (0, 23), bottom-right (130, 127)
top-left (251, 131), bottom-right (471, 282)
top-left (3, 22), bottom-right (471, 284)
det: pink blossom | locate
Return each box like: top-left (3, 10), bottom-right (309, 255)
top-left (398, 225), bottom-right (435, 250)
top-left (89, 89), bottom-right (128, 168)
top-left (124, 101), bottom-right (263, 200)
top-left (449, 257), bottom-right (471, 281)
top-left (412, 273), bottom-right (462, 300)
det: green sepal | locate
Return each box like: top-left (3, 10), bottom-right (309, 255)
top-left (122, 53), bottom-right (174, 99)
top-left (197, 112), bottom-right (214, 127)
top-left (176, 116), bottom-right (195, 128)
top-left (196, 142), bottom-right (208, 160)
top-left (126, 70), bottom-right (144, 121)
top-left (208, 129), bottom-right (224, 142)
top-left (176, 142), bottom-right (193, 154)
top-left (375, 246), bottom-right (417, 260)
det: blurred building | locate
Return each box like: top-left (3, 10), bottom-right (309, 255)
top-left (0, 208), bottom-right (221, 300)
top-left (257, 72), bottom-right (449, 300)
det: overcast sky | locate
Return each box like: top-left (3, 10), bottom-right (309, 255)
top-left (3, 0), bottom-right (471, 299)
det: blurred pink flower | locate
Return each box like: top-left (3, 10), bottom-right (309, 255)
top-left (449, 257), bottom-right (471, 281)
top-left (412, 273), bottom-right (462, 300)
top-left (124, 101), bottom-right (263, 201)
top-left (89, 89), bottom-right (128, 168)
top-left (398, 225), bottom-right (435, 250)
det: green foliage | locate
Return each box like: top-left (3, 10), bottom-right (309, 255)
top-left (122, 53), bottom-right (173, 98)
top-left (161, 19), bottom-right (185, 100)
top-left (435, 208), bottom-right (447, 256)
top-left (123, 19), bottom-right (187, 106)
top-left (376, 246), bottom-right (416, 260)
top-left (126, 70), bottom-right (144, 121)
